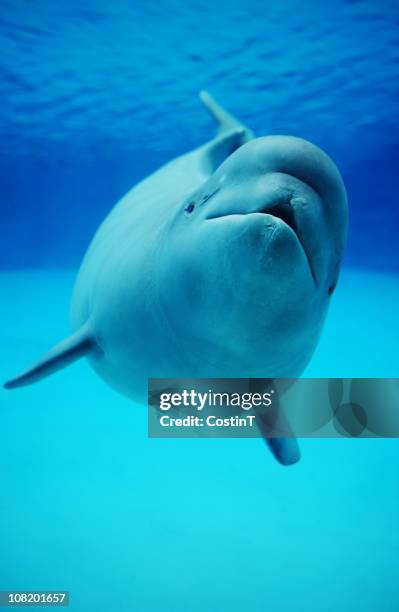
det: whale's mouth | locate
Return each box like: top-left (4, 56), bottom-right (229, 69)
top-left (265, 201), bottom-right (297, 235)
top-left (261, 201), bottom-right (317, 285)
top-left (207, 199), bottom-right (318, 285)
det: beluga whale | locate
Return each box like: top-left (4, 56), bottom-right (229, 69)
top-left (4, 92), bottom-right (348, 465)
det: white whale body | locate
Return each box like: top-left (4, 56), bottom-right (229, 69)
top-left (4, 92), bottom-right (348, 465)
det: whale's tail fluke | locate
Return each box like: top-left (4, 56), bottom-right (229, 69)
top-left (3, 322), bottom-right (97, 390)
top-left (199, 90), bottom-right (254, 140)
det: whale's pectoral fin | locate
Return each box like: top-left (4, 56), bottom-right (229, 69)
top-left (3, 322), bottom-right (97, 390)
top-left (199, 91), bottom-right (254, 174)
top-left (249, 379), bottom-right (300, 466)
top-left (199, 90), bottom-right (253, 139)
top-left (255, 409), bottom-right (301, 466)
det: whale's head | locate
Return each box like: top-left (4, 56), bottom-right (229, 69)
top-left (162, 136), bottom-right (348, 377)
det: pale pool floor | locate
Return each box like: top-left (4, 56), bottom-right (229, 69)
top-left (0, 268), bottom-right (398, 612)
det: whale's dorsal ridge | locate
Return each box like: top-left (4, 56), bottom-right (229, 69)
top-left (4, 321), bottom-right (98, 390)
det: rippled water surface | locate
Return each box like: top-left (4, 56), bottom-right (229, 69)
top-left (1, 0), bottom-right (398, 268)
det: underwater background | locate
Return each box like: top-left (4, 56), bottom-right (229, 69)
top-left (0, 1), bottom-right (398, 611)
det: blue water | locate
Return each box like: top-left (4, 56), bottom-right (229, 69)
top-left (1, 1), bottom-right (399, 611)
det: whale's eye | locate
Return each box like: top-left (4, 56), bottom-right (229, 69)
top-left (185, 202), bottom-right (195, 214)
